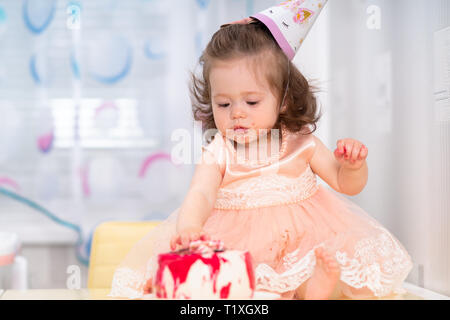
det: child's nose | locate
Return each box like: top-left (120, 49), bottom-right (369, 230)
top-left (231, 104), bottom-right (246, 119)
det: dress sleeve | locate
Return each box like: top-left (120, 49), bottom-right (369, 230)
top-left (284, 126), bottom-right (316, 163)
top-left (304, 133), bottom-right (317, 162)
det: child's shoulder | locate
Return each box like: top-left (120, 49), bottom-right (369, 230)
top-left (201, 131), bottom-right (227, 174)
top-left (286, 126), bottom-right (317, 162)
top-left (287, 125), bottom-right (317, 146)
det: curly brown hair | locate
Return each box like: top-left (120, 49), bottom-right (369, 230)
top-left (189, 21), bottom-right (322, 140)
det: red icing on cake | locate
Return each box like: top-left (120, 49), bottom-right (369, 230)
top-left (154, 247), bottom-right (255, 299)
top-left (155, 252), bottom-right (228, 298)
top-left (244, 251), bottom-right (255, 290)
top-left (220, 282), bottom-right (232, 299)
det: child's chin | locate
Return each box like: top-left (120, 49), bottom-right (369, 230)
top-left (231, 135), bottom-right (258, 145)
top-left (224, 129), bottom-right (260, 145)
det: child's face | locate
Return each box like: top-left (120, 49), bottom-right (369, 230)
top-left (209, 57), bottom-right (280, 145)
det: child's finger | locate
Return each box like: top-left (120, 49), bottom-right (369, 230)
top-left (351, 144), bottom-right (361, 162)
top-left (344, 141), bottom-right (354, 159)
top-left (336, 140), bottom-right (345, 154)
top-left (170, 236), bottom-right (179, 251)
top-left (334, 148), bottom-right (343, 160)
top-left (180, 235), bottom-right (190, 249)
top-left (189, 232), bottom-right (200, 243)
top-left (177, 235), bottom-right (184, 248)
top-left (200, 233), bottom-right (210, 241)
top-left (359, 145), bottom-right (368, 159)
top-left (358, 148), bottom-right (364, 160)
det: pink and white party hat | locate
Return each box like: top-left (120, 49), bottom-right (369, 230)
top-left (250, 0), bottom-right (328, 60)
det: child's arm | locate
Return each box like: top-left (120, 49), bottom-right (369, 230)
top-left (171, 150), bottom-right (224, 249)
top-left (309, 135), bottom-right (368, 196)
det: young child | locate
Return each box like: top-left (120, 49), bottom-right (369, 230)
top-left (109, 1), bottom-right (413, 300)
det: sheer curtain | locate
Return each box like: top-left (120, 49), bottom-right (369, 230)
top-left (0, 0), bottom-right (287, 265)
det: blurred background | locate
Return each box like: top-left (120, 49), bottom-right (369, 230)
top-left (0, 0), bottom-right (448, 295)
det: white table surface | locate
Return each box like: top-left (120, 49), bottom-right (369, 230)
top-left (0, 289), bottom-right (278, 300)
top-left (402, 283), bottom-right (450, 300)
top-left (0, 289), bottom-right (112, 300)
top-left (0, 283), bottom-right (448, 300)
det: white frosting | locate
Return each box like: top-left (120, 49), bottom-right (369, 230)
top-left (158, 250), bottom-right (253, 299)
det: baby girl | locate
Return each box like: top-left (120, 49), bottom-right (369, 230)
top-left (110, 0), bottom-right (412, 300)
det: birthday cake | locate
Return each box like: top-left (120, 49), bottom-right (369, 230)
top-left (153, 239), bottom-right (255, 299)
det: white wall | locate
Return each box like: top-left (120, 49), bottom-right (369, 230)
top-left (327, 0), bottom-right (450, 295)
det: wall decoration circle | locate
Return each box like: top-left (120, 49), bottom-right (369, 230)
top-left (144, 38), bottom-right (166, 60)
top-left (0, 5), bottom-right (7, 36)
top-left (138, 152), bottom-right (189, 205)
top-left (94, 101), bottom-right (119, 132)
top-left (23, 0), bottom-right (56, 34)
top-left (86, 34), bottom-right (133, 85)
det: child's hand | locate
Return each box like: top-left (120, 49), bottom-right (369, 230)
top-left (334, 138), bottom-right (368, 170)
top-left (170, 227), bottom-right (211, 251)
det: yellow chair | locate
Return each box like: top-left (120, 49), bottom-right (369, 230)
top-left (87, 221), bottom-right (161, 290)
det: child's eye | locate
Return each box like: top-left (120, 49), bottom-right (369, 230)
top-left (247, 101), bottom-right (259, 106)
top-left (218, 103), bottom-right (230, 108)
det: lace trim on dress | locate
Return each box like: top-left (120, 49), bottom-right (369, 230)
top-left (108, 267), bottom-right (146, 299)
top-left (214, 165), bottom-right (318, 210)
top-left (335, 222), bottom-right (413, 297)
top-left (254, 222), bottom-right (413, 297)
top-left (255, 244), bottom-right (319, 293)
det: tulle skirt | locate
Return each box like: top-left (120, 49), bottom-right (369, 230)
top-left (110, 185), bottom-right (413, 300)
top-left (202, 185), bottom-right (413, 299)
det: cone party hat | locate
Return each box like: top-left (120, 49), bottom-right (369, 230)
top-left (250, 0), bottom-right (328, 60)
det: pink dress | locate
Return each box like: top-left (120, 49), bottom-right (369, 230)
top-left (109, 126), bottom-right (413, 299)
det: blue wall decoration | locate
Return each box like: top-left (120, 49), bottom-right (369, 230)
top-left (88, 35), bottom-right (133, 85)
top-left (0, 6), bottom-right (6, 21)
top-left (23, 0), bottom-right (56, 34)
top-left (70, 51), bottom-right (81, 79)
top-left (144, 40), bottom-right (166, 60)
top-left (196, 0), bottom-right (211, 10)
top-left (0, 5), bottom-right (7, 27)
top-left (66, 1), bottom-right (82, 30)
top-left (29, 52), bottom-right (54, 86)
top-left (0, 187), bottom-right (89, 266)
top-left (29, 53), bottom-right (42, 85)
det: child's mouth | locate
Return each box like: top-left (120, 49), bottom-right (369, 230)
top-left (233, 127), bottom-right (248, 134)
